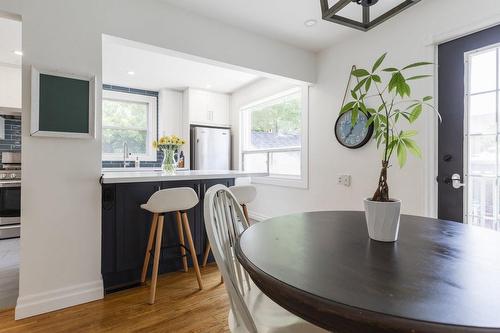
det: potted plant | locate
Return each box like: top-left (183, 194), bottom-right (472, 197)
top-left (340, 53), bottom-right (438, 242)
top-left (152, 135), bottom-right (186, 174)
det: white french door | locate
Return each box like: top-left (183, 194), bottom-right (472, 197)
top-left (464, 44), bottom-right (500, 231)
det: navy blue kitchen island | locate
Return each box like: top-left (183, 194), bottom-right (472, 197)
top-left (100, 170), bottom-right (266, 293)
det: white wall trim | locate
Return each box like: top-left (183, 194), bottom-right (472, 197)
top-left (15, 279), bottom-right (103, 320)
top-left (424, 47), bottom-right (439, 219)
top-left (427, 13), bottom-right (500, 46)
top-left (248, 210), bottom-right (270, 222)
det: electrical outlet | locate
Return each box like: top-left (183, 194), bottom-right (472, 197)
top-left (337, 174), bottom-right (351, 187)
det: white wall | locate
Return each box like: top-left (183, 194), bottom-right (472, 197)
top-left (0, 65), bottom-right (21, 108)
top-left (237, 0), bottom-right (500, 220)
top-left (0, 0), bottom-right (316, 319)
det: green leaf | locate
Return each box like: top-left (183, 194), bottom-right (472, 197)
top-left (403, 83), bottom-right (411, 97)
top-left (351, 90), bottom-right (357, 100)
top-left (402, 130), bottom-right (418, 138)
top-left (423, 96), bottom-right (433, 101)
top-left (340, 101), bottom-right (355, 115)
top-left (351, 108), bottom-right (359, 127)
top-left (387, 139), bottom-right (398, 152)
top-left (371, 74), bottom-right (381, 83)
top-left (409, 104), bottom-right (422, 123)
top-left (397, 143), bottom-right (407, 167)
top-left (406, 102), bottom-right (420, 110)
top-left (402, 62), bottom-right (433, 70)
top-left (407, 75), bottom-right (431, 81)
top-left (403, 138), bottom-right (422, 158)
top-left (365, 77), bottom-right (372, 91)
top-left (352, 69), bottom-right (370, 77)
top-left (379, 114), bottom-right (388, 126)
top-left (353, 78), bottom-right (368, 92)
top-left (383, 67), bottom-right (399, 72)
top-left (366, 116), bottom-right (375, 127)
top-left (372, 53), bottom-right (387, 72)
top-left (388, 73), bottom-right (398, 93)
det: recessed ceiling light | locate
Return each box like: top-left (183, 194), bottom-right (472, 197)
top-left (13, 50), bottom-right (23, 56)
top-left (127, 71), bottom-right (135, 75)
top-left (206, 84), bottom-right (212, 89)
top-left (304, 19), bottom-right (317, 27)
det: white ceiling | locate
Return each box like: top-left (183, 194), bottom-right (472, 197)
top-left (102, 39), bottom-right (260, 93)
top-left (0, 17), bottom-right (21, 66)
top-left (160, 0), bottom-right (422, 52)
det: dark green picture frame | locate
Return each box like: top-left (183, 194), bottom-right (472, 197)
top-left (31, 67), bottom-right (95, 139)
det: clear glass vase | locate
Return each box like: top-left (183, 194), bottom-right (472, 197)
top-left (162, 149), bottom-right (178, 174)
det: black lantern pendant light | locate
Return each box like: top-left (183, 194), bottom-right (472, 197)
top-left (320, 0), bottom-right (421, 31)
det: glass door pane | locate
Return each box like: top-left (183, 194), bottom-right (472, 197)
top-left (466, 46), bottom-right (500, 231)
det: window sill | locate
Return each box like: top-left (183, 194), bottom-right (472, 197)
top-left (251, 175), bottom-right (308, 189)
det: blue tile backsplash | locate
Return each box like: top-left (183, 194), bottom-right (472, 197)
top-left (0, 116), bottom-right (21, 162)
top-left (102, 85), bottom-right (163, 168)
top-left (101, 150), bottom-right (164, 169)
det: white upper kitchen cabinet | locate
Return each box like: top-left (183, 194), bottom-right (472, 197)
top-left (184, 88), bottom-right (230, 127)
top-left (0, 17), bottom-right (22, 114)
top-left (0, 65), bottom-right (21, 110)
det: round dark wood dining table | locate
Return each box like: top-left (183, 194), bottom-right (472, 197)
top-left (235, 211), bottom-right (500, 333)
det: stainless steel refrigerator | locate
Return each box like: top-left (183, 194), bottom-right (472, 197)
top-left (190, 126), bottom-right (231, 170)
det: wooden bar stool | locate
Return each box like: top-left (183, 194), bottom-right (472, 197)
top-left (203, 185), bottom-right (257, 267)
top-left (140, 187), bottom-right (203, 304)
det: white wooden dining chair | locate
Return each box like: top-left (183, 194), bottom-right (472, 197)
top-left (204, 184), bottom-right (327, 333)
top-left (202, 184), bottom-right (257, 267)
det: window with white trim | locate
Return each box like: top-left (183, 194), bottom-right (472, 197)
top-left (240, 87), bottom-right (308, 188)
top-left (102, 90), bottom-right (157, 161)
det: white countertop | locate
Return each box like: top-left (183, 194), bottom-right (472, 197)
top-left (100, 169), bottom-right (268, 184)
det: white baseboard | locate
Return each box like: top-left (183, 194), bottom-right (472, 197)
top-left (248, 211), bottom-right (270, 222)
top-left (15, 279), bottom-right (103, 320)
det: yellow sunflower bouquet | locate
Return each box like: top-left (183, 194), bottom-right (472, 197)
top-left (152, 135), bottom-right (186, 174)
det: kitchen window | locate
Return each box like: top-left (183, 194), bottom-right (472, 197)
top-left (240, 87), bottom-right (309, 188)
top-left (102, 90), bottom-right (157, 161)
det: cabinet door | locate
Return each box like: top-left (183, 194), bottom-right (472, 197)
top-left (188, 89), bottom-right (208, 124)
top-left (115, 182), bottom-right (161, 272)
top-left (102, 184), bottom-right (116, 274)
top-left (208, 93), bottom-right (230, 126)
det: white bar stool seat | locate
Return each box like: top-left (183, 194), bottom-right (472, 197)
top-left (140, 187), bottom-right (203, 304)
top-left (229, 185), bottom-right (257, 221)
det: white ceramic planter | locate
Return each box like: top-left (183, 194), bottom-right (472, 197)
top-left (363, 198), bottom-right (401, 242)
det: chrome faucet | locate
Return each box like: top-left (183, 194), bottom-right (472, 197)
top-left (123, 142), bottom-right (129, 168)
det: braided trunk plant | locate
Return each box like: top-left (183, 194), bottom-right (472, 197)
top-left (340, 53), bottom-right (439, 202)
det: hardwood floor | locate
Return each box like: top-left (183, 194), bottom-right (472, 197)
top-left (0, 264), bottom-right (230, 333)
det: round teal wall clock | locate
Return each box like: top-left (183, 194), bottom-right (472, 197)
top-left (335, 110), bottom-right (374, 149)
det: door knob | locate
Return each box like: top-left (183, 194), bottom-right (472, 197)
top-left (451, 173), bottom-right (465, 189)
top-left (443, 154), bottom-right (452, 162)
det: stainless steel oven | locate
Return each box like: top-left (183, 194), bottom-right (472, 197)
top-left (0, 152), bottom-right (21, 239)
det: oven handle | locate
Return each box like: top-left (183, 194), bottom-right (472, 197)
top-left (0, 182), bottom-right (21, 188)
